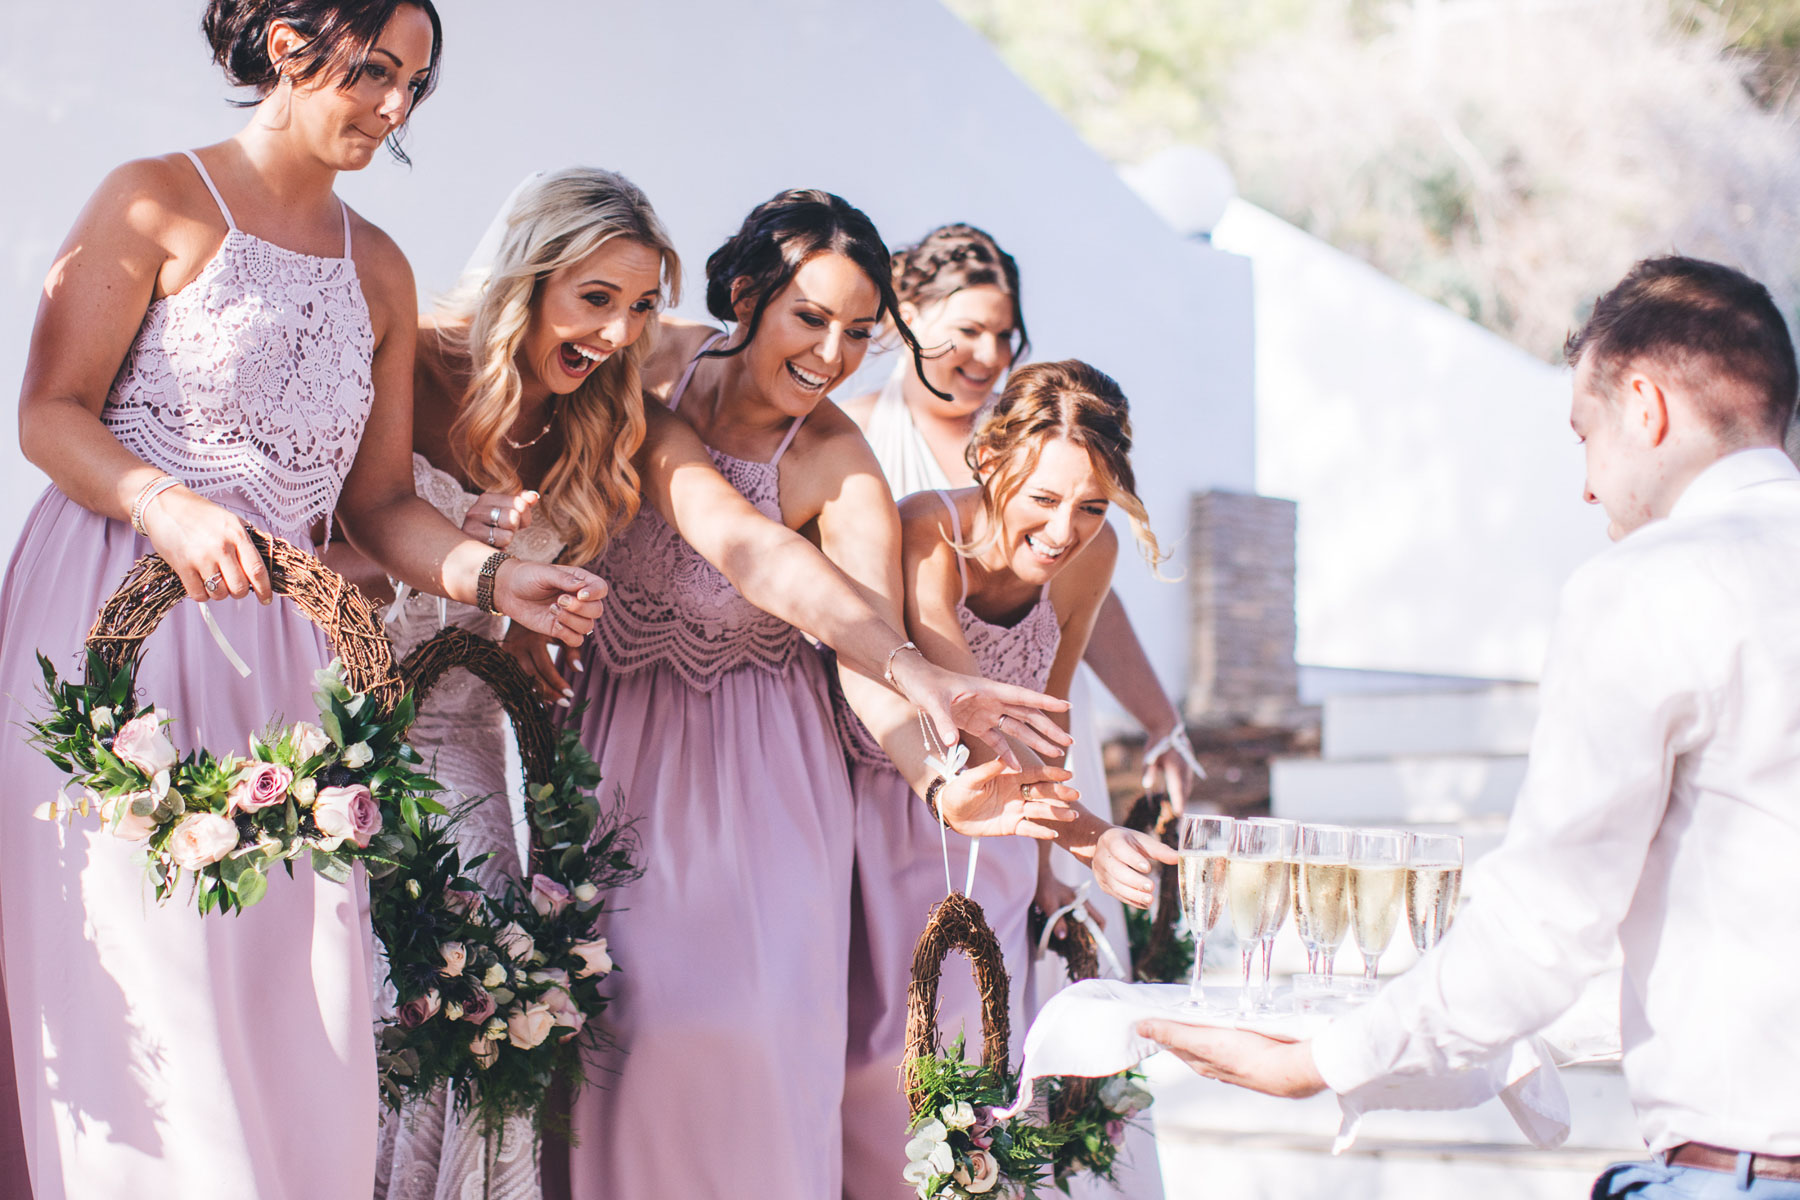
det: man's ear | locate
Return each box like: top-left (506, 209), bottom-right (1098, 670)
top-left (1622, 370), bottom-right (1671, 448)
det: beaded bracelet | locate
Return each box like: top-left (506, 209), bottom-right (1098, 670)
top-left (475, 550), bottom-right (511, 615)
top-left (883, 640), bottom-right (919, 687)
top-left (924, 776), bottom-right (945, 819)
top-left (130, 475), bottom-right (182, 536)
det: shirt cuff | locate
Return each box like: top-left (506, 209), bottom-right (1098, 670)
top-left (1309, 1002), bottom-right (1388, 1095)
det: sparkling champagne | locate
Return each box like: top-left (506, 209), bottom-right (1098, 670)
top-left (1179, 853), bottom-right (1228, 937)
top-left (1288, 861), bottom-right (1309, 944)
top-left (1406, 865), bottom-right (1463, 952)
top-left (1349, 865), bottom-right (1405, 955)
top-left (1299, 861), bottom-right (1351, 950)
top-left (1228, 858), bottom-right (1290, 943)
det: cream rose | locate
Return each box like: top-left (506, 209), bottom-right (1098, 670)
top-left (291, 777), bottom-right (318, 808)
top-left (506, 1002), bottom-right (556, 1049)
top-left (954, 1149), bottom-right (999, 1193)
top-left (291, 721), bottom-right (331, 760)
top-left (167, 812), bottom-right (238, 870)
top-left (342, 741), bottom-right (373, 769)
top-left (112, 710), bottom-right (176, 776)
top-left (100, 792), bottom-right (158, 841)
top-left (528, 875), bottom-right (571, 918)
top-left (438, 941), bottom-right (468, 977)
top-left (569, 937), bottom-right (613, 979)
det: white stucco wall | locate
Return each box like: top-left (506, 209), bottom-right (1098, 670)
top-left (1211, 200), bottom-right (1611, 682)
top-left (0, 0), bottom-right (1255, 699)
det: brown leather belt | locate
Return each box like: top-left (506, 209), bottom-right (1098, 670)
top-left (1668, 1142), bottom-right (1800, 1182)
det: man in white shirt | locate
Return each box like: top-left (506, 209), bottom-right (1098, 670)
top-left (1139, 256), bottom-right (1800, 1197)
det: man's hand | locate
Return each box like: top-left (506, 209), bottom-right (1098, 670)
top-left (1135, 1021), bottom-right (1328, 1098)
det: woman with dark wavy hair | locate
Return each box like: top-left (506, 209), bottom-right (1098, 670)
top-left (0, 4), bottom-right (613, 1196)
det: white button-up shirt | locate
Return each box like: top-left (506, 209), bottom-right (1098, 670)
top-left (1311, 447), bottom-right (1800, 1156)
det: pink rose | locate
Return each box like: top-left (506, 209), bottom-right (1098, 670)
top-left (398, 989), bottom-right (442, 1028)
top-left (495, 922), bottom-right (535, 962)
top-left (468, 1035), bottom-right (499, 1070)
top-left (314, 785), bottom-right (381, 849)
top-left (113, 710), bottom-right (176, 776)
top-left (167, 812), bottom-right (238, 871)
top-left (954, 1149), bottom-right (999, 1194)
top-left (228, 761), bottom-right (293, 814)
top-left (99, 792), bottom-right (157, 841)
top-left (506, 1002), bottom-right (555, 1049)
top-left (528, 874), bottom-right (571, 919)
top-left (443, 887), bottom-right (482, 920)
top-left (540, 984), bottom-right (584, 1041)
top-left (461, 987), bottom-right (497, 1024)
top-left (438, 942), bottom-right (467, 977)
top-left (569, 938), bottom-right (613, 979)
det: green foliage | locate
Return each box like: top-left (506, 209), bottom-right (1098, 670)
top-left (1124, 903), bottom-right (1193, 985)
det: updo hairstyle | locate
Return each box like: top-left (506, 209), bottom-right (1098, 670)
top-left (891, 223), bottom-right (1029, 363)
top-left (202, 0), bottom-right (444, 162)
top-left (701, 188), bottom-right (944, 396)
top-left (966, 360), bottom-right (1166, 571)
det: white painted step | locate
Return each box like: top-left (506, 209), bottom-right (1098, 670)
top-left (1322, 683), bottom-right (1540, 760)
top-left (1272, 754), bottom-right (1528, 825)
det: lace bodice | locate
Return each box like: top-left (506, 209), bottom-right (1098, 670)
top-left (101, 151), bottom-right (374, 535)
top-left (384, 453), bottom-right (567, 718)
top-left (588, 335), bottom-right (807, 692)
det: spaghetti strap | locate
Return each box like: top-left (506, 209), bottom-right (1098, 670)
top-left (669, 331), bottom-right (727, 413)
top-left (182, 150), bottom-right (237, 231)
top-left (769, 413), bottom-right (806, 466)
top-left (339, 201), bottom-right (352, 258)
top-left (934, 490), bottom-right (970, 602)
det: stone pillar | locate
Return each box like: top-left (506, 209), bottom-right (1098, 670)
top-left (1185, 490), bottom-right (1299, 727)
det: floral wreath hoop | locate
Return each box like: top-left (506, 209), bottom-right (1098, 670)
top-left (901, 893), bottom-right (1153, 1199)
top-left (31, 530), bottom-right (433, 915)
top-left (1121, 792), bottom-right (1192, 984)
top-left (378, 626), bottom-right (639, 1137)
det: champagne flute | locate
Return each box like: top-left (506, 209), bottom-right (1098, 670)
top-left (1297, 823), bottom-right (1352, 983)
top-left (1176, 814), bottom-right (1234, 1009)
top-left (1406, 831), bottom-right (1464, 953)
top-left (1258, 819), bottom-right (1298, 1011)
top-left (1228, 818), bottom-right (1291, 1013)
top-left (1348, 828), bottom-right (1407, 981)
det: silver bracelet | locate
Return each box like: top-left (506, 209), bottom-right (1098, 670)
top-left (130, 475), bottom-right (181, 536)
top-left (882, 640), bottom-right (919, 688)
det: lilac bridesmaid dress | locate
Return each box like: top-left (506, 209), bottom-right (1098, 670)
top-left (563, 338), bottom-right (855, 1199)
top-left (0, 151), bottom-right (380, 1199)
top-left (838, 490), bottom-right (1059, 1200)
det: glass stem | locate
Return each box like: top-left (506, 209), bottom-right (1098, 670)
top-left (1320, 948), bottom-right (1336, 983)
top-left (1187, 937), bottom-right (1207, 1005)
top-left (1260, 935), bottom-right (1276, 1007)
top-left (1239, 944), bottom-right (1257, 1012)
top-left (1363, 953), bottom-right (1380, 981)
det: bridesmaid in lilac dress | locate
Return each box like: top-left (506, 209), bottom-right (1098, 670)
top-left (559, 192), bottom-right (1083, 1200)
top-left (839, 360), bottom-right (1176, 1198)
top-left (0, 6), bottom-right (611, 1197)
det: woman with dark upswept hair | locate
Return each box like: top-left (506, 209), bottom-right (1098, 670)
top-left (553, 190), bottom-right (1080, 1199)
top-left (0, 3), bottom-right (614, 1195)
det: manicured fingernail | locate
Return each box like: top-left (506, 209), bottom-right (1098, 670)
top-left (562, 687), bottom-right (574, 699)
top-left (572, 658), bottom-right (585, 672)
top-left (577, 589), bottom-right (590, 601)
top-left (556, 698), bottom-right (571, 708)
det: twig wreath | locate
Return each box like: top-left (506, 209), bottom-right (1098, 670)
top-left (28, 537), bottom-right (638, 1132)
top-left (1122, 792), bottom-right (1194, 985)
top-left (377, 627), bottom-right (639, 1133)
top-left (901, 892), bottom-right (1153, 1198)
top-left (29, 531), bottom-right (435, 914)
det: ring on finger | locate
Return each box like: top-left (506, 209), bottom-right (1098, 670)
top-left (204, 572), bottom-right (224, 594)
top-left (489, 506), bottom-right (502, 527)
top-left (486, 527), bottom-right (497, 546)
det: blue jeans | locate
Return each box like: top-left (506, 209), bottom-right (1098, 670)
top-left (1595, 1158), bottom-right (1800, 1198)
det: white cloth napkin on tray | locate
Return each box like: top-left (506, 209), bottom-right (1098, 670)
top-left (1002, 979), bottom-right (1571, 1153)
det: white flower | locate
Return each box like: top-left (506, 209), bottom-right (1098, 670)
top-left (904, 1120), bottom-right (953, 1177)
top-left (292, 777), bottom-right (318, 808)
top-left (90, 706), bottom-right (114, 731)
top-left (940, 1100), bottom-right (975, 1130)
top-left (341, 741), bottom-right (373, 769)
top-left (569, 937), bottom-right (613, 978)
top-left (506, 1003), bottom-right (556, 1049)
top-left (482, 963), bottom-right (507, 989)
top-left (954, 1149), bottom-right (1000, 1193)
top-left (443, 1001), bottom-right (464, 1022)
top-left (573, 881), bottom-right (599, 904)
top-left (1099, 1075), bottom-right (1153, 1118)
top-left (291, 722), bottom-right (331, 760)
top-left (483, 1017), bottom-right (508, 1041)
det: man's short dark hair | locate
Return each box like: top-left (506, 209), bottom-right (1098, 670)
top-left (1565, 256), bottom-right (1798, 443)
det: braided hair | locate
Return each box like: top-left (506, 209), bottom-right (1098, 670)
top-left (891, 223), bottom-right (1029, 363)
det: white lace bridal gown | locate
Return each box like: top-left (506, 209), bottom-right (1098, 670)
top-left (374, 452), bottom-right (566, 1200)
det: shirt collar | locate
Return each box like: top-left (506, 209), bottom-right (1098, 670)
top-left (1667, 447), bottom-right (1800, 522)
